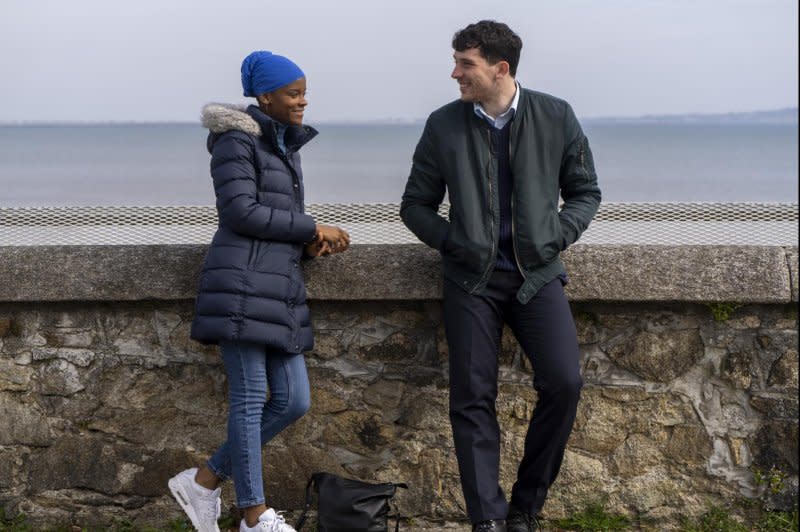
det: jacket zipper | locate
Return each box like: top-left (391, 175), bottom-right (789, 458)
top-left (509, 128), bottom-right (526, 278)
top-left (278, 150), bottom-right (301, 349)
top-left (271, 135), bottom-right (302, 349)
top-left (511, 196), bottom-right (525, 275)
top-left (272, 123), bottom-right (304, 211)
top-left (278, 152), bottom-right (303, 209)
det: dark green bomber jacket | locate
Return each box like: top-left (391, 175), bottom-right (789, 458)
top-left (400, 87), bottom-right (601, 304)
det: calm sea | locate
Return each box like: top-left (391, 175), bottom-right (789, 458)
top-left (0, 122), bottom-right (796, 206)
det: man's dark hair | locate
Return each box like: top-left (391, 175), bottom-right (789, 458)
top-left (452, 20), bottom-right (522, 77)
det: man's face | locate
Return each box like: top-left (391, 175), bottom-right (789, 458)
top-left (451, 47), bottom-right (500, 103)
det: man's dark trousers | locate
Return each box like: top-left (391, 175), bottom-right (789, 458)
top-left (443, 270), bottom-right (582, 523)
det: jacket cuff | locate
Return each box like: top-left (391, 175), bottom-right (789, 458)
top-left (438, 226), bottom-right (450, 253)
top-left (560, 219), bottom-right (579, 250)
top-left (295, 213), bottom-right (317, 243)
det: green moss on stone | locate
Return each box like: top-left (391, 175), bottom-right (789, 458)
top-left (707, 302), bottom-right (742, 322)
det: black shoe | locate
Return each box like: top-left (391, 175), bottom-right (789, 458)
top-left (473, 519), bottom-right (507, 532)
top-left (506, 505), bottom-right (541, 531)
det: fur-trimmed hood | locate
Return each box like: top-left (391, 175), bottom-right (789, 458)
top-left (200, 103), bottom-right (318, 153)
top-left (201, 103), bottom-right (262, 136)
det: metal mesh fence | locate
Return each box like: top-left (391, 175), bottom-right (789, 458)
top-left (0, 202), bottom-right (796, 246)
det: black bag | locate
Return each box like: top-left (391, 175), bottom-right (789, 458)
top-left (295, 472), bottom-right (408, 532)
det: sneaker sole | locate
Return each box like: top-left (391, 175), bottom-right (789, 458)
top-left (168, 476), bottom-right (215, 532)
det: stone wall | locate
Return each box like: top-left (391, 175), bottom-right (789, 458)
top-left (0, 244), bottom-right (797, 530)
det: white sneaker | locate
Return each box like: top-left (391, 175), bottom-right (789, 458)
top-left (240, 508), bottom-right (296, 532)
top-left (168, 467), bottom-right (222, 532)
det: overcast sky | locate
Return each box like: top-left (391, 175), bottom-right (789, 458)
top-left (1, 0), bottom-right (797, 123)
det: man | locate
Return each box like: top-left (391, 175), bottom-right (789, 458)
top-left (400, 20), bottom-right (601, 532)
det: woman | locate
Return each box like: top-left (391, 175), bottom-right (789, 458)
top-left (168, 51), bottom-right (349, 532)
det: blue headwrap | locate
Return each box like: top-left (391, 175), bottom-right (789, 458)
top-left (241, 51), bottom-right (305, 97)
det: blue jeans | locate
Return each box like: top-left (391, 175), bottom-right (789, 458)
top-left (206, 340), bottom-right (310, 508)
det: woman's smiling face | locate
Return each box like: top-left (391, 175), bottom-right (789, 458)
top-left (258, 77), bottom-right (308, 126)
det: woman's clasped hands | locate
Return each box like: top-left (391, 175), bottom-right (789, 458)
top-left (305, 223), bottom-right (350, 257)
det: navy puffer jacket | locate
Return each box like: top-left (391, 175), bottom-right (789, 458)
top-left (190, 103), bottom-right (318, 353)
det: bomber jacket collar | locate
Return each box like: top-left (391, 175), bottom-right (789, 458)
top-left (200, 103), bottom-right (318, 153)
top-left (465, 85), bottom-right (530, 124)
top-left (474, 81), bottom-right (520, 129)
top-left (464, 88), bottom-right (530, 162)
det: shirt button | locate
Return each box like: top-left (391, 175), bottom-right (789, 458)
top-left (293, 183), bottom-right (299, 189)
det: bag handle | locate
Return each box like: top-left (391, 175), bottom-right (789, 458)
top-left (294, 474), bottom-right (317, 531)
top-left (389, 482), bottom-right (408, 532)
top-left (294, 476), bottom-right (408, 532)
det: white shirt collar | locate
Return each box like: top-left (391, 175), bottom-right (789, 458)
top-left (474, 81), bottom-right (520, 129)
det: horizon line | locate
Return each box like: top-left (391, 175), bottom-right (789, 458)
top-left (0, 106), bottom-right (796, 126)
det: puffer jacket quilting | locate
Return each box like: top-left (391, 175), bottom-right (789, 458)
top-left (190, 103), bottom-right (318, 353)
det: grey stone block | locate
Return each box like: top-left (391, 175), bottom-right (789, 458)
top-left (0, 244), bottom-right (796, 303)
top-left (303, 244), bottom-right (441, 300)
top-left (0, 245), bottom-right (206, 302)
top-left (563, 244), bottom-right (793, 303)
top-left (786, 247), bottom-right (799, 302)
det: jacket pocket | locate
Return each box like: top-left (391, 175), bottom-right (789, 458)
top-left (522, 212), bottom-right (561, 266)
top-left (536, 240), bottom-right (560, 265)
top-left (251, 241), bottom-right (297, 276)
top-left (246, 240), bottom-right (261, 270)
top-left (442, 228), bottom-right (483, 274)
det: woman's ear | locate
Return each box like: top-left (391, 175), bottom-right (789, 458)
top-left (256, 93), bottom-right (271, 107)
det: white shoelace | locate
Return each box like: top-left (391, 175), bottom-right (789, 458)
top-left (258, 511), bottom-right (294, 532)
top-left (198, 489), bottom-right (221, 524)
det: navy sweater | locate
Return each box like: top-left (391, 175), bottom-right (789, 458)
top-left (490, 121), bottom-right (517, 272)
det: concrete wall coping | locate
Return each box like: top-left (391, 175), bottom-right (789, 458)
top-left (1, 244), bottom-right (797, 303)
